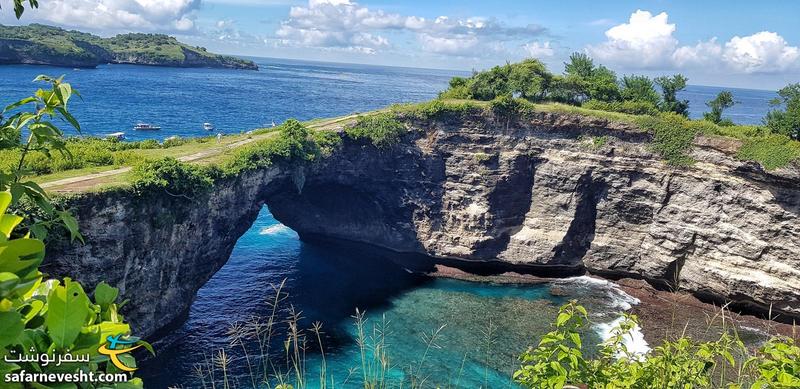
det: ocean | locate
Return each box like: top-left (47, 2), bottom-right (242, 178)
top-left (0, 58), bottom-right (780, 388)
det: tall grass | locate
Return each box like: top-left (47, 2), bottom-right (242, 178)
top-left (184, 277), bottom-right (799, 389)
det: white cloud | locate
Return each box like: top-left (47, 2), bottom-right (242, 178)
top-left (723, 31), bottom-right (800, 73)
top-left (587, 10), bottom-right (677, 69)
top-left (3, 0), bottom-right (200, 32)
top-left (587, 9), bottom-right (800, 74)
top-left (524, 41), bottom-right (554, 57)
top-left (275, 0), bottom-right (546, 57)
top-left (672, 38), bottom-right (722, 68)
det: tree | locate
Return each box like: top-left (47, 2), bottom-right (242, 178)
top-left (703, 91), bottom-right (736, 125)
top-left (564, 52), bottom-right (594, 79)
top-left (764, 83), bottom-right (800, 139)
top-left (655, 74), bottom-right (690, 116)
top-left (562, 53), bottom-right (620, 103)
top-left (620, 75), bottom-right (660, 106)
top-left (508, 58), bottom-right (553, 102)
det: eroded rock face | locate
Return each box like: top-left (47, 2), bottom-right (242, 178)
top-left (45, 168), bottom-right (291, 337)
top-left (45, 111), bottom-right (800, 338)
top-left (271, 112), bottom-right (800, 322)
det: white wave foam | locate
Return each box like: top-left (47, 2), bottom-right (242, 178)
top-left (594, 317), bottom-right (650, 356)
top-left (558, 276), bottom-right (640, 311)
top-left (259, 224), bottom-right (292, 236)
top-left (555, 276), bottom-right (650, 355)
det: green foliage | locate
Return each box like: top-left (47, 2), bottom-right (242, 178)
top-left (621, 75), bottom-right (661, 106)
top-left (764, 83), bottom-right (800, 140)
top-left (345, 113), bottom-right (408, 148)
top-left (563, 53), bottom-right (621, 103)
top-left (0, 75), bottom-right (84, 241)
top-left (490, 94), bottom-right (526, 120)
top-left (738, 134), bottom-right (800, 170)
top-left (130, 157), bottom-right (215, 198)
top-left (583, 99), bottom-right (660, 116)
top-left (704, 91), bottom-right (736, 124)
top-left (391, 99), bottom-right (483, 121)
top-left (635, 112), bottom-right (698, 166)
top-left (221, 119), bottom-right (331, 176)
top-left (655, 74), bottom-right (690, 116)
top-left (439, 59), bottom-right (554, 102)
top-left (515, 302), bottom-right (800, 389)
top-left (746, 337), bottom-right (800, 388)
top-left (1, 0), bottom-right (38, 19)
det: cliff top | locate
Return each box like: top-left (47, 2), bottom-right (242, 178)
top-left (12, 99), bottom-right (798, 194)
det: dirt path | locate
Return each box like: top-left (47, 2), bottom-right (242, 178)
top-left (41, 115), bottom-right (357, 193)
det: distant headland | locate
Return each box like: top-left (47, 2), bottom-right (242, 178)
top-left (0, 24), bottom-right (258, 70)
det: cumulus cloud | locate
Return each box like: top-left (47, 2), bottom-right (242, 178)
top-left (723, 32), bottom-right (800, 73)
top-left (7, 0), bottom-right (200, 32)
top-left (276, 0), bottom-right (546, 56)
top-left (588, 9), bottom-right (800, 74)
top-left (587, 10), bottom-right (677, 68)
top-left (524, 41), bottom-right (554, 57)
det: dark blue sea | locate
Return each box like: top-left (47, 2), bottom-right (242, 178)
top-left (0, 58), bottom-right (779, 388)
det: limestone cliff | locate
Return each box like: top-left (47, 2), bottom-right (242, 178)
top-left (45, 110), bottom-right (800, 338)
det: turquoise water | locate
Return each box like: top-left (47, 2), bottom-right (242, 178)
top-left (138, 209), bottom-right (639, 388)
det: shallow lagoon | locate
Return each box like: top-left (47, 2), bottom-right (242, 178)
top-left (139, 208), bottom-right (645, 388)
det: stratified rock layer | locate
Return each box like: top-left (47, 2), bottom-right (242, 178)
top-left (46, 111), bottom-right (800, 337)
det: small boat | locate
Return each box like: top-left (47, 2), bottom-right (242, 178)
top-left (133, 123), bottom-right (161, 131)
top-left (106, 132), bottom-right (126, 140)
top-left (203, 122), bottom-right (215, 131)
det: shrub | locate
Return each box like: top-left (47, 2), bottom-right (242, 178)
top-left (162, 136), bottom-right (188, 148)
top-left (738, 134), bottom-right (800, 170)
top-left (635, 113), bottom-right (697, 166)
top-left (490, 94), bottom-right (525, 119)
top-left (515, 301), bottom-right (800, 389)
top-left (583, 99), bottom-right (660, 116)
top-left (222, 119), bottom-right (322, 174)
top-left (392, 99), bottom-right (483, 121)
top-left (345, 113), bottom-right (407, 148)
top-left (312, 130), bottom-right (343, 157)
top-left (130, 157), bottom-right (215, 197)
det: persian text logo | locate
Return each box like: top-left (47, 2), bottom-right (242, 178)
top-left (97, 335), bottom-right (143, 372)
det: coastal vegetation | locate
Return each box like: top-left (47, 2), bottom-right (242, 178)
top-left (437, 55), bottom-right (800, 168)
top-left (0, 24), bottom-right (258, 69)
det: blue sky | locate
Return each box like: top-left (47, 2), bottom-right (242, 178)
top-left (3, 0), bottom-right (800, 89)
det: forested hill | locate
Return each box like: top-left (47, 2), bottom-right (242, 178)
top-left (0, 24), bottom-right (258, 69)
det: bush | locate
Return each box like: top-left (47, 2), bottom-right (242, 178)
top-left (222, 119), bottom-right (323, 174)
top-left (130, 157), bottom-right (215, 197)
top-left (515, 301), bottom-right (800, 389)
top-left (583, 99), bottom-right (660, 116)
top-left (162, 136), bottom-right (188, 148)
top-left (345, 113), bottom-right (407, 148)
top-left (738, 134), bottom-right (800, 170)
top-left (392, 99), bottom-right (482, 121)
top-left (312, 130), bottom-right (343, 157)
top-left (635, 113), bottom-right (697, 166)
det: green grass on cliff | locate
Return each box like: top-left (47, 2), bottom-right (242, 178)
top-left (28, 98), bottom-right (799, 194)
top-left (391, 98), bottom-right (800, 169)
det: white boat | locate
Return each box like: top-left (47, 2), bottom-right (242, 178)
top-left (133, 123), bottom-right (161, 131)
top-left (203, 122), bottom-right (215, 131)
top-left (107, 132), bottom-right (125, 140)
